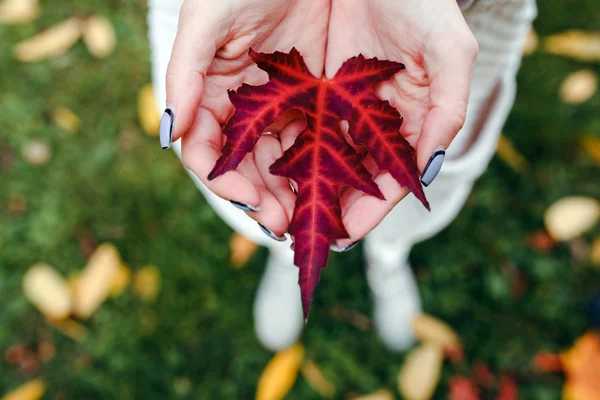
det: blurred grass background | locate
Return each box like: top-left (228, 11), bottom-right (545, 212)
top-left (1, 0), bottom-right (599, 398)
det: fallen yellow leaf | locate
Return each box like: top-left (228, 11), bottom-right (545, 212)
top-left (561, 332), bottom-right (600, 400)
top-left (47, 318), bottom-right (87, 341)
top-left (559, 70), bottom-right (598, 105)
top-left (13, 17), bottom-right (82, 62)
top-left (496, 135), bottom-right (528, 173)
top-left (545, 30), bottom-right (600, 63)
top-left (138, 84), bottom-right (160, 136)
top-left (591, 237), bottom-right (600, 267)
top-left (580, 135), bottom-right (600, 166)
top-left (301, 360), bottom-right (335, 398)
top-left (0, 0), bottom-right (38, 25)
top-left (72, 243), bottom-right (121, 318)
top-left (544, 197), bottom-right (600, 241)
top-left (83, 15), bottom-right (116, 59)
top-left (256, 343), bottom-right (304, 400)
top-left (523, 29), bottom-right (539, 56)
top-left (52, 107), bottom-right (80, 133)
top-left (1, 379), bottom-right (45, 400)
top-left (110, 263), bottom-right (131, 297)
top-left (230, 233), bottom-right (258, 268)
top-left (350, 389), bottom-right (395, 400)
top-left (398, 343), bottom-right (444, 400)
top-left (23, 264), bottom-right (72, 320)
top-left (133, 265), bottom-right (161, 303)
top-left (411, 314), bottom-right (460, 350)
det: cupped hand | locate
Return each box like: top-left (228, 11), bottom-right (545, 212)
top-left (324, 0), bottom-right (479, 248)
top-left (167, 0), bottom-right (330, 236)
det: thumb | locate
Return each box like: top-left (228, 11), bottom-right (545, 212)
top-left (160, 4), bottom-right (227, 148)
top-left (416, 28), bottom-right (478, 185)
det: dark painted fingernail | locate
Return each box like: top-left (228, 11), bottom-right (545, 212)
top-left (160, 108), bottom-right (174, 149)
top-left (258, 223), bottom-right (286, 242)
top-left (230, 200), bottom-right (260, 212)
top-left (420, 147), bottom-right (446, 187)
top-left (290, 242), bottom-right (295, 251)
top-left (330, 241), bottom-right (360, 253)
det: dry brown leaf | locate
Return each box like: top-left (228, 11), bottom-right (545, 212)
top-left (48, 318), bottom-right (87, 341)
top-left (13, 17), bottom-right (82, 62)
top-left (523, 29), bottom-right (538, 56)
top-left (22, 140), bottom-right (50, 165)
top-left (37, 341), bottom-right (55, 362)
top-left (72, 243), bottom-right (121, 318)
top-left (350, 389), bottom-right (395, 400)
top-left (580, 135), bottom-right (600, 166)
top-left (545, 30), bottom-right (600, 62)
top-left (23, 264), bottom-right (72, 320)
top-left (230, 233), bottom-right (258, 268)
top-left (544, 197), bottom-right (600, 241)
top-left (82, 16), bottom-right (116, 59)
top-left (133, 265), bottom-right (160, 303)
top-left (412, 314), bottom-right (460, 350)
top-left (52, 107), bottom-right (80, 133)
top-left (561, 332), bottom-right (600, 400)
top-left (591, 237), bottom-right (600, 267)
top-left (110, 263), bottom-right (131, 297)
top-left (496, 135), bottom-right (528, 173)
top-left (0, 0), bottom-right (39, 25)
top-left (559, 70), bottom-right (597, 105)
top-left (1, 379), bottom-right (45, 400)
top-left (138, 84), bottom-right (160, 136)
top-left (398, 343), bottom-right (444, 400)
top-left (301, 360), bottom-right (335, 398)
top-left (256, 343), bottom-right (304, 400)
top-left (8, 193), bottom-right (27, 214)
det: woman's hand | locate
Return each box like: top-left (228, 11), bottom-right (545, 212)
top-left (165, 0), bottom-right (330, 237)
top-left (324, 0), bottom-right (479, 248)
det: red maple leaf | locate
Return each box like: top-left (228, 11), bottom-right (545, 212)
top-left (209, 48), bottom-right (429, 318)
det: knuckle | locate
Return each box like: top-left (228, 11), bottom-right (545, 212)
top-left (449, 107), bottom-right (467, 132)
top-left (461, 33), bottom-right (479, 58)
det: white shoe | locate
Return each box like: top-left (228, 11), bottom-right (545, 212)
top-left (253, 247), bottom-right (304, 351)
top-left (364, 240), bottom-right (421, 351)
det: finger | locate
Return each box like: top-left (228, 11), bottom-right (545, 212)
top-left (251, 185), bottom-right (290, 237)
top-left (163, 3), bottom-right (228, 147)
top-left (334, 172), bottom-right (410, 249)
top-left (254, 135), bottom-right (296, 223)
top-left (416, 28), bottom-right (479, 172)
top-left (182, 108), bottom-right (260, 207)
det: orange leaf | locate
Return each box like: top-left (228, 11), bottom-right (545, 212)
top-left (449, 376), bottom-right (479, 400)
top-left (398, 343), bottom-right (444, 400)
top-left (230, 233), bottom-right (258, 269)
top-left (580, 135), bottom-right (600, 167)
top-left (561, 332), bottom-right (600, 400)
top-left (256, 343), bottom-right (304, 400)
top-left (301, 360), bottom-right (335, 398)
top-left (533, 352), bottom-right (562, 372)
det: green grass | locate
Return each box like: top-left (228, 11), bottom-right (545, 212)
top-left (1, 0), bottom-right (599, 398)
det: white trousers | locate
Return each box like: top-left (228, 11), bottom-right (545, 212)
top-left (148, 0), bottom-right (537, 258)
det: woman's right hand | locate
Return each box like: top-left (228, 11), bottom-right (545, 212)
top-left (164, 0), bottom-right (330, 237)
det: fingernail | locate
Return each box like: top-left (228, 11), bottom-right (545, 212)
top-left (290, 242), bottom-right (295, 251)
top-left (160, 108), bottom-right (174, 149)
top-left (330, 241), bottom-right (360, 253)
top-left (420, 147), bottom-right (446, 187)
top-left (230, 201), bottom-right (260, 212)
top-left (257, 223), bottom-right (286, 242)
top-left (289, 181), bottom-right (297, 195)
